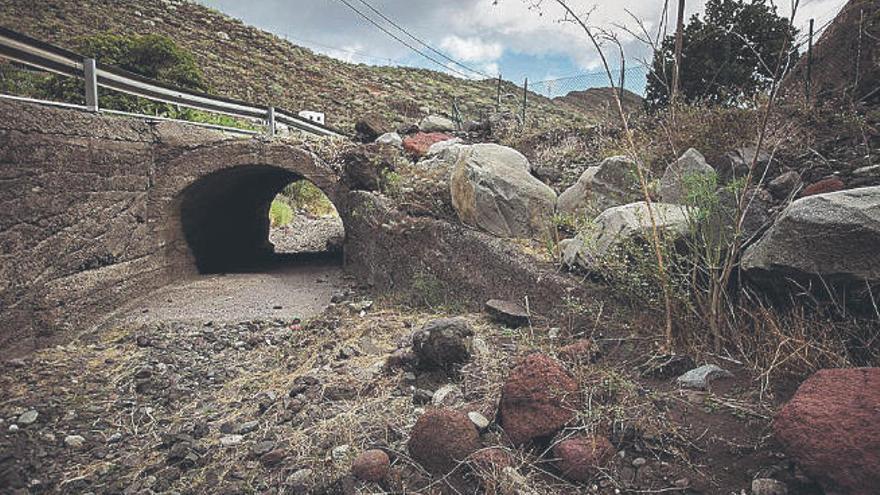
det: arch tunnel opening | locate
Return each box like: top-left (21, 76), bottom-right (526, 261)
top-left (179, 165), bottom-right (344, 274)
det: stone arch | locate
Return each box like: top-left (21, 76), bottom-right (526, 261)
top-left (156, 138), bottom-right (344, 273)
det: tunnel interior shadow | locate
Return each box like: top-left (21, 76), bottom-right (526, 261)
top-left (178, 165), bottom-right (342, 274)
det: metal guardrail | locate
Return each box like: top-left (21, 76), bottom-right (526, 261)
top-left (0, 26), bottom-right (346, 138)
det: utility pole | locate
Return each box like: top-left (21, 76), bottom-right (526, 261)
top-left (806, 18), bottom-right (814, 98)
top-left (671, 0), bottom-right (686, 104)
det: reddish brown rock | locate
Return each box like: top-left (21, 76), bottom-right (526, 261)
top-left (552, 435), bottom-right (616, 482)
top-left (351, 449), bottom-right (390, 482)
top-left (403, 132), bottom-right (453, 157)
top-left (499, 353), bottom-right (581, 445)
top-left (558, 339), bottom-right (596, 363)
top-left (408, 408), bottom-right (481, 473)
top-left (800, 176), bottom-right (844, 197)
top-left (774, 367), bottom-right (880, 495)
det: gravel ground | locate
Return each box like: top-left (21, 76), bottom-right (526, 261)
top-left (269, 215), bottom-right (344, 254)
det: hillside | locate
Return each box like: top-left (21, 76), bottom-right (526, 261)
top-left (554, 87), bottom-right (644, 122)
top-left (0, 0), bottom-right (593, 133)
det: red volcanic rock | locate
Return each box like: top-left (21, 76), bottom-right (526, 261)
top-left (558, 339), bottom-right (596, 363)
top-left (408, 408), bottom-right (480, 473)
top-left (774, 368), bottom-right (880, 495)
top-left (800, 176), bottom-right (844, 197)
top-left (499, 353), bottom-right (581, 445)
top-left (351, 449), bottom-right (390, 482)
top-left (403, 132), bottom-right (452, 157)
top-left (553, 435), bottom-right (616, 482)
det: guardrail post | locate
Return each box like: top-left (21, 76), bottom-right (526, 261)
top-left (84, 58), bottom-right (98, 112)
top-left (266, 106), bottom-right (276, 137)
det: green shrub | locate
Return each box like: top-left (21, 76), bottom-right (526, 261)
top-left (281, 180), bottom-right (336, 217)
top-left (269, 198), bottom-right (294, 227)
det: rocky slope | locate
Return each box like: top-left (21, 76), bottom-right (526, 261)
top-left (0, 0), bottom-right (592, 133)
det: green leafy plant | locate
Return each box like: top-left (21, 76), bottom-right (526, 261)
top-left (268, 198), bottom-right (294, 228)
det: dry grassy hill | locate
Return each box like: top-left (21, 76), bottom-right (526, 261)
top-left (0, 0), bottom-right (595, 133)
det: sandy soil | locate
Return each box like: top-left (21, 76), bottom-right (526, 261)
top-left (111, 258), bottom-right (346, 326)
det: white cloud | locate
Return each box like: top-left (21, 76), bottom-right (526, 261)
top-left (200, 0), bottom-right (849, 76)
top-left (439, 36), bottom-right (503, 63)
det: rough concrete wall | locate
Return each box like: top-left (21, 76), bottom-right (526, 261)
top-left (0, 100), bottom-right (339, 357)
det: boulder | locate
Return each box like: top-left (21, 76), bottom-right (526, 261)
top-left (565, 202), bottom-right (692, 271)
top-left (375, 132), bottom-right (403, 148)
top-left (408, 408), bottom-right (481, 473)
top-left (351, 449), bottom-right (390, 482)
top-left (403, 132), bottom-right (453, 157)
top-left (768, 170), bottom-right (802, 199)
top-left (800, 176), bottom-right (845, 198)
top-left (355, 113), bottom-right (389, 142)
top-left (552, 435), bottom-right (616, 482)
top-left (717, 147), bottom-right (773, 183)
top-left (425, 137), bottom-right (463, 157)
top-left (484, 299), bottom-right (529, 327)
top-left (450, 144), bottom-right (556, 238)
top-left (741, 186), bottom-right (880, 299)
top-left (500, 353), bottom-right (580, 445)
top-left (412, 317), bottom-right (473, 370)
top-left (774, 368), bottom-right (880, 495)
top-left (660, 148), bottom-right (716, 204)
top-left (341, 148), bottom-right (382, 191)
top-left (557, 156), bottom-right (642, 218)
top-left (419, 114), bottom-right (457, 133)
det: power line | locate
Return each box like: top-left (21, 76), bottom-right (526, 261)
top-left (332, 0), bottom-right (477, 79)
top-left (352, 0), bottom-right (494, 79)
top-left (280, 32), bottom-right (402, 65)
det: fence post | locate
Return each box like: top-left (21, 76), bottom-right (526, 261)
top-left (84, 57), bottom-right (98, 112)
top-left (496, 74), bottom-right (502, 113)
top-left (806, 18), bottom-right (814, 100)
top-left (266, 106), bottom-right (276, 137)
top-left (522, 77), bottom-right (528, 125)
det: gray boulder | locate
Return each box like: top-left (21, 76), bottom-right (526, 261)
top-left (718, 147), bottom-right (773, 184)
top-left (676, 364), bottom-right (733, 389)
top-left (419, 115), bottom-right (456, 133)
top-left (449, 144), bottom-right (556, 238)
top-left (375, 132), bottom-right (403, 148)
top-left (741, 186), bottom-right (880, 298)
top-left (557, 156), bottom-right (642, 218)
top-left (660, 149), bottom-right (715, 204)
top-left (562, 202), bottom-right (692, 271)
top-left (425, 137), bottom-right (463, 157)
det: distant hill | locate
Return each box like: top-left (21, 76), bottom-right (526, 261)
top-left (0, 0), bottom-right (596, 132)
top-left (553, 87), bottom-right (644, 121)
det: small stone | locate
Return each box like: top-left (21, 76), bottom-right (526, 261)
top-left (484, 299), bottom-right (530, 327)
top-left (260, 449), bottom-right (286, 466)
top-left (751, 478), bottom-right (788, 495)
top-left (467, 411), bottom-right (491, 431)
top-left (673, 478), bottom-right (690, 488)
top-left (237, 420), bottom-right (259, 434)
top-left (220, 434), bottom-right (243, 446)
top-left (64, 435), bottom-right (86, 448)
top-left (252, 440), bottom-right (275, 456)
top-left (351, 449), bottom-right (390, 482)
top-left (8, 424), bottom-right (19, 433)
top-left (553, 435), bottom-right (616, 482)
top-left (412, 388), bottom-right (434, 405)
top-left (332, 444), bottom-right (351, 461)
top-left (17, 410), bottom-right (38, 425)
top-left (632, 457), bottom-right (647, 468)
top-left (432, 384), bottom-right (463, 406)
top-left (107, 433), bottom-right (123, 443)
top-left (676, 364), bottom-right (733, 390)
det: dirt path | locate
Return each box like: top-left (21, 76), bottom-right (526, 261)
top-left (110, 257), bottom-right (347, 326)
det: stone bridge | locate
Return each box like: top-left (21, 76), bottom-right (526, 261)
top-left (0, 100), bottom-right (349, 355)
top-left (1, 99), bottom-right (591, 359)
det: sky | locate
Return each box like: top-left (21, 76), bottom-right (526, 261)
top-left (198, 0), bottom-right (848, 95)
